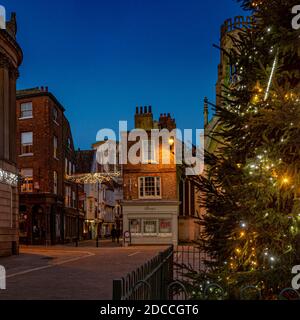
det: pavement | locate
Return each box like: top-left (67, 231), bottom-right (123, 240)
top-left (0, 240), bottom-right (168, 300)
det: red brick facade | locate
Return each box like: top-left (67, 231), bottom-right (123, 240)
top-left (16, 87), bottom-right (84, 245)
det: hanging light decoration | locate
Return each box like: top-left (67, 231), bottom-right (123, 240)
top-left (65, 172), bottom-right (121, 184)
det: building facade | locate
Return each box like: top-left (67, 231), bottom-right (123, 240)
top-left (76, 144), bottom-right (123, 240)
top-left (122, 107), bottom-right (179, 246)
top-left (0, 13), bottom-right (22, 256)
top-left (16, 87), bottom-right (84, 245)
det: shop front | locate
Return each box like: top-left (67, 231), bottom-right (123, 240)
top-left (122, 200), bottom-right (179, 246)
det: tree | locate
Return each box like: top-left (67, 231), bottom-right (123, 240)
top-left (192, 0), bottom-right (300, 298)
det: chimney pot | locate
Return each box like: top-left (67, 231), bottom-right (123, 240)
top-left (41, 86), bottom-right (44, 91)
top-left (144, 106), bottom-right (147, 114)
top-left (45, 86), bottom-right (48, 92)
top-left (140, 106), bottom-right (143, 114)
top-left (136, 106), bottom-right (139, 114)
top-left (149, 105), bottom-right (152, 113)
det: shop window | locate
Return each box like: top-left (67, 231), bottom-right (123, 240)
top-left (143, 220), bottom-right (157, 235)
top-left (129, 219), bottom-right (141, 235)
top-left (159, 219), bottom-right (172, 234)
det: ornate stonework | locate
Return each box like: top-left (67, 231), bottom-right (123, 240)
top-left (0, 12), bottom-right (22, 256)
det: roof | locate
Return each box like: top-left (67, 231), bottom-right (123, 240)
top-left (16, 87), bottom-right (66, 112)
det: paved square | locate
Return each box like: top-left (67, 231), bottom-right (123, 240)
top-left (0, 242), bottom-right (168, 300)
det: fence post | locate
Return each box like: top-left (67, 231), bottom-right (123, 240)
top-left (112, 279), bottom-right (122, 300)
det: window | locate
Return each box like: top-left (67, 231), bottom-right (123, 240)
top-left (142, 140), bottom-right (157, 164)
top-left (53, 136), bottom-right (58, 159)
top-left (139, 176), bottom-right (161, 198)
top-left (69, 161), bottom-right (72, 175)
top-left (65, 158), bottom-right (68, 175)
top-left (67, 138), bottom-right (71, 149)
top-left (65, 185), bottom-right (71, 207)
top-left (21, 132), bottom-right (33, 155)
top-left (53, 171), bottom-right (58, 195)
top-left (143, 220), bottom-right (157, 235)
top-left (72, 164), bottom-right (76, 175)
top-left (129, 219), bottom-right (141, 235)
top-left (53, 107), bottom-right (58, 123)
top-left (72, 191), bottom-right (76, 208)
top-left (21, 169), bottom-right (33, 193)
top-left (20, 102), bottom-right (33, 118)
top-left (159, 219), bottom-right (172, 234)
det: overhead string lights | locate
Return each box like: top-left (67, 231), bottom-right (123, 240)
top-left (66, 172), bottom-right (121, 184)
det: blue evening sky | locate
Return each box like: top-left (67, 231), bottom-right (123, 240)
top-left (3, 0), bottom-right (244, 149)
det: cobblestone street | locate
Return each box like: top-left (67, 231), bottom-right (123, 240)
top-left (0, 242), bottom-right (167, 300)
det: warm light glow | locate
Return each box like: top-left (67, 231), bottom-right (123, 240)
top-left (168, 137), bottom-right (175, 146)
top-left (282, 177), bottom-right (290, 185)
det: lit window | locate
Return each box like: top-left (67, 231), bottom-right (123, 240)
top-left (21, 132), bottom-right (33, 155)
top-left (20, 102), bottom-right (33, 118)
top-left (142, 140), bottom-right (157, 164)
top-left (139, 176), bottom-right (161, 198)
top-left (53, 171), bottom-right (58, 195)
top-left (129, 219), bottom-right (141, 235)
top-left (21, 169), bottom-right (33, 193)
top-left (53, 136), bottom-right (58, 159)
top-left (143, 220), bottom-right (157, 235)
top-left (159, 219), bottom-right (172, 234)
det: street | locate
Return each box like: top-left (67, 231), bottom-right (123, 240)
top-left (0, 241), bottom-right (167, 300)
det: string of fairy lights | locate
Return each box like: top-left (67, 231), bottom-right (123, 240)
top-left (220, 19), bottom-right (300, 274)
top-left (65, 172), bottom-right (121, 184)
top-left (0, 168), bottom-right (19, 187)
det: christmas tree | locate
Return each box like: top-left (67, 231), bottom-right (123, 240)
top-left (192, 0), bottom-right (300, 299)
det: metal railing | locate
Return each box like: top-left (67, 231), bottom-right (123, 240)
top-left (112, 246), bottom-right (174, 300)
top-left (174, 245), bottom-right (210, 283)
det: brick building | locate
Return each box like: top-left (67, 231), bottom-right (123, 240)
top-left (0, 13), bottom-right (22, 256)
top-left (16, 87), bottom-right (85, 245)
top-left (122, 106), bottom-right (179, 245)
